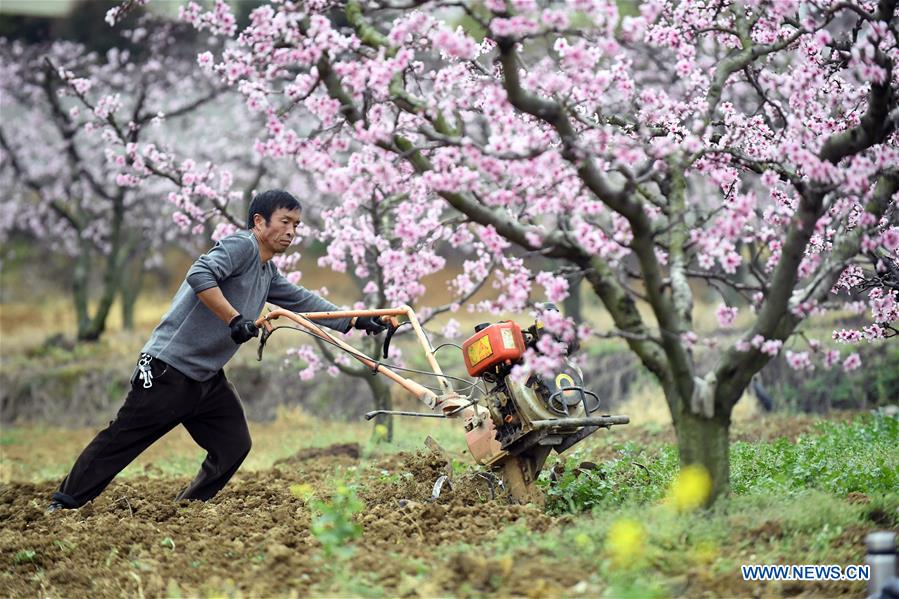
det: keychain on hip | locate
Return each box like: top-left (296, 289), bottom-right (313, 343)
top-left (138, 353), bottom-right (155, 389)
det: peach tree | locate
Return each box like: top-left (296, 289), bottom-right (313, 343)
top-left (105, 0), bottom-right (897, 501)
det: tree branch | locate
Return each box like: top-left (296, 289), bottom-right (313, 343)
top-left (0, 125), bottom-right (84, 231)
top-left (712, 0), bottom-right (897, 409)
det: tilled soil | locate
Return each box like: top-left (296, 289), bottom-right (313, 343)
top-left (0, 449), bottom-right (568, 598)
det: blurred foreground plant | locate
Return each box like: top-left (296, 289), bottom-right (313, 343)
top-left (605, 518), bottom-right (646, 568)
top-left (665, 464), bottom-right (712, 512)
top-left (310, 483), bottom-right (364, 558)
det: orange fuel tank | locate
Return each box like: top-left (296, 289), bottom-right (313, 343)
top-left (461, 321), bottom-right (526, 377)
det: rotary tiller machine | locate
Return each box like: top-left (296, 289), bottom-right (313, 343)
top-left (255, 306), bottom-right (629, 503)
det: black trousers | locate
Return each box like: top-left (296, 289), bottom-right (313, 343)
top-left (52, 357), bottom-right (252, 508)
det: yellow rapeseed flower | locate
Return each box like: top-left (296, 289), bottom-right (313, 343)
top-left (692, 540), bottom-right (718, 565)
top-left (605, 518), bottom-right (645, 565)
top-left (374, 424), bottom-right (389, 440)
top-left (667, 464), bottom-right (712, 511)
top-left (289, 483), bottom-right (315, 501)
top-left (574, 532), bottom-right (593, 550)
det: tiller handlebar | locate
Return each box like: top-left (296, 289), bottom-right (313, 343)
top-left (255, 306), bottom-right (471, 415)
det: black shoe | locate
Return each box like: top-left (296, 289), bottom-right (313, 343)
top-left (47, 501), bottom-right (66, 513)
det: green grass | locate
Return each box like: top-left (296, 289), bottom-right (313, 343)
top-left (541, 441), bottom-right (678, 514)
top-left (542, 415), bottom-right (898, 515)
top-left (731, 416), bottom-right (899, 496)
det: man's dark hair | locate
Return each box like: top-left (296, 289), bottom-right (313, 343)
top-left (247, 190), bottom-right (302, 229)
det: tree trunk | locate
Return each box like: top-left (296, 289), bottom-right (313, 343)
top-left (672, 407), bottom-right (731, 504)
top-left (562, 272), bottom-right (583, 325)
top-left (72, 240), bottom-right (93, 340)
top-left (72, 236), bottom-right (119, 342)
top-left (77, 197), bottom-right (133, 342)
top-left (120, 259), bottom-right (146, 330)
top-left (365, 374), bottom-right (394, 442)
top-left (121, 284), bottom-right (137, 331)
top-left (78, 262), bottom-right (123, 341)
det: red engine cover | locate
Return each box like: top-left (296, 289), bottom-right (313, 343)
top-left (461, 321), bottom-right (526, 377)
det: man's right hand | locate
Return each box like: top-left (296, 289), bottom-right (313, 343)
top-left (229, 314), bottom-right (259, 344)
top-left (354, 315), bottom-right (389, 336)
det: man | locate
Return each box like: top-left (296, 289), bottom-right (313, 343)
top-left (49, 189), bottom-right (387, 510)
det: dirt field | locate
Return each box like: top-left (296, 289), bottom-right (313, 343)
top-left (1, 448), bottom-right (566, 597)
top-left (2, 412), bottom-right (889, 597)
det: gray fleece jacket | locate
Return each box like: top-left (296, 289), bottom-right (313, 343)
top-left (142, 230), bottom-right (351, 381)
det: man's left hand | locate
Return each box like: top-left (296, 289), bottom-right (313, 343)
top-left (354, 316), bottom-right (388, 336)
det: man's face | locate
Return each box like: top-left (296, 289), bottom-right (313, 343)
top-left (254, 207), bottom-right (301, 255)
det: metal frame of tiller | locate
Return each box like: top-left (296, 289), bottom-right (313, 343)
top-left (255, 306), bottom-right (629, 503)
top-left (256, 306), bottom-right (468, 412)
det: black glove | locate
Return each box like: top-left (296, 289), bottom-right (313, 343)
top-left (354, 315), bottom-right (388, 336)
top-left (229, 314), bottom-right (259, 344)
